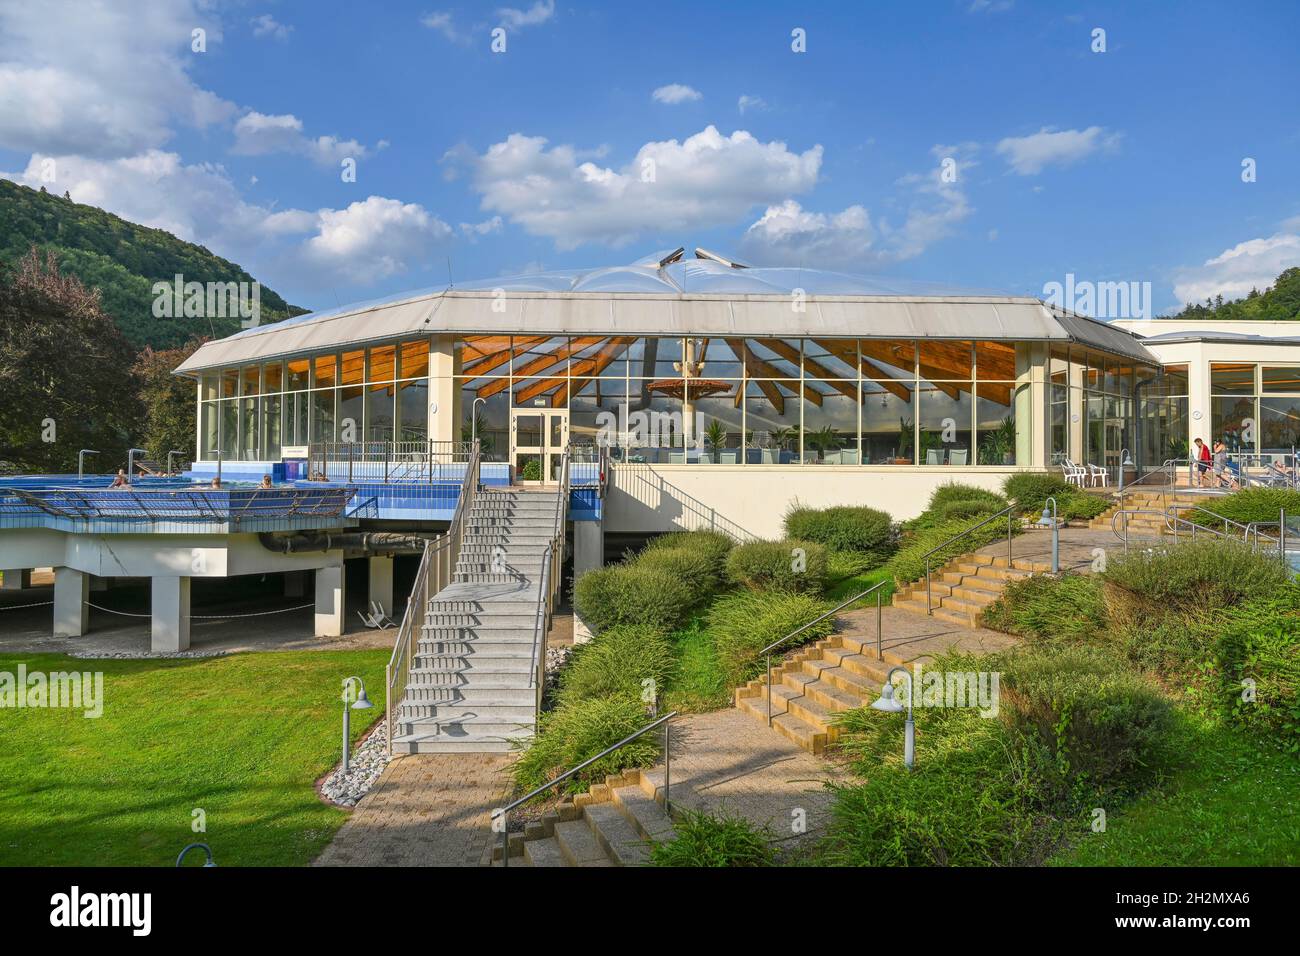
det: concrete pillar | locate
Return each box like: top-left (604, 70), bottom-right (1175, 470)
top-left (429, 334), bottom-right (461, 444)
top-left (283, 570), bottom-right (308, 598)
top-left (53, 567), bottom-right (89, 637)
top-left (368, 555), bottom-right (394, 617)
top-left (573, 521), bottom-right (605, 579)
top-left (1, 569), bottom-right (31, 590)
top-left (314, 565), bottom-right (344, 637)
top-left (151, 575), bottom-right (191, 653)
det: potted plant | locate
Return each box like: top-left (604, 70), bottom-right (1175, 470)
top-left (703, 419), bottom-right (728, 461)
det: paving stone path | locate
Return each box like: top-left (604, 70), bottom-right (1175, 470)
top-left (315, 753), bottom-right (513, 867)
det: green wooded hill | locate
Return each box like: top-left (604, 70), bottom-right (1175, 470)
top-left (0, 179), bottom-right (306, 349)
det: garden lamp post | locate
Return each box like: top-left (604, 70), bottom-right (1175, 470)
top-left (341, 676), bottom-right (373, 773)
top-left (1117, 448), bottom-right (1135, 493)
top-left (870, 666), bottom-right (915, 770)
top-left (1038, 496), bottom-right (1060, 574)
top-left (77, 449), bottom-right (99, 480)
top-left (471, 396), bottom-right (487, 446)
top-left (175, 842), bottom-right (217, 867)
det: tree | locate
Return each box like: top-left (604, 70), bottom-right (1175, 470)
top-left (133, 339), bottom-right (206, 467)
top-left (0, 248), bottom-right (139, 473)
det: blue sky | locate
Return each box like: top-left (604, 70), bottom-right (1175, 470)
top-left (2, 0), bottom-right (1298, 315)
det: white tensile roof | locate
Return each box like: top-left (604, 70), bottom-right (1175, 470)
top-left (175, 248), bottom-right (1157, 374)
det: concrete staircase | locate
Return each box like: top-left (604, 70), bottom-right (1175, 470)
top-left (733, 632), bottom-right (914, 754)
top-left (1088, 489), bottom-right (1205, 536)
top-left (493, 769), bottom-right (676, 867)
top-left (391, 488), bottom-right (559, 754)
top-left (892, 552), bottom-right (1052, 627)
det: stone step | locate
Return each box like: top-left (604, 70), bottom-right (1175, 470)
top-left (397, 713), bottom-right (535, 735)
top-left (390, 734), bottom-right (521, 754)
top-left (582, 801), bottom-right (651, 866)
top-left (424, 612), bottom-right (538, 628)
top-left (553, 819), bottom-right (615, 866)
top-left (523, 836), bottom-right (568, 867)
top-left (398, 684), bottom-right (536, 705)
top-left (408, 656), bottom-right (534, 675)
top-left (609, 786), bottom-right (675, 844)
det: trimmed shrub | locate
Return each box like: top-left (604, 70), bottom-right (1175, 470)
top-left (725, 539), bottom-right (827, 593)
top-left (707, 589), bottom-right (834, 685)
top-left (1104, 538), bottom-right (1290, 616)
top-left (558, 624), bottom-right (675, 704)
top-left (573, 564), bottom-right (696, 633)
top-left (642, 529), bottom-right (735, 567)
top-left (937, 498), bottom-right (998, 523)
top-left (783, 504), bottom-right (896, 556)
top-left (1000, 645), bottom-right (1175, 794)
top-left (635, 545), bottom-right (721, 605)
top-left (982, 573), bottom-right (1106, 641)
top-left (1200, 587), bottom-right (1300, 751)
top-left (905, 483), bottom-right (1007, 530)
top-left (513, 693), bottom-right (661, 792)
top-left (1003, 473), bottom-right (1077, 515)
top-left (649, 810), bottom-right (775, 867)
top-left (1059, 493), bottom-right (1112, 521)
top-left (1187, 487), bottom-right (1300, 529)
top-left (888, 514), bottom-right (1020, 585)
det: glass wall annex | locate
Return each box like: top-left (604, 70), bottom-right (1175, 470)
top-left (456, 336), bottom-right (1029, 466)
top-left (1212, 362), bottom-right (1300, 456)
top-left (198, 341), bottom-right (430, 460)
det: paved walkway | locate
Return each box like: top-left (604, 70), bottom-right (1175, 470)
top-left (974, 524), bottom-right (1162, 573)
top-left (838, 603), bottom-right (1018, 663)
top-left (315, 754), bottom-right (513, 867)
top-left (645, 709), bottom-right (847, 854)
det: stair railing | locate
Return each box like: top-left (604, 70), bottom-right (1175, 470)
top-left (384, 439), bottom-right (481, 755)
top-left (1108, 505), bottom-right (1284, 554)
top-left (529, 445), bottom-right (571, 720)
top-left (491, 710), bottom-right (678, 868)
top-left (922, 505), bottom-right (1015, 615)
top-left (759, 580), bottom-right (887, 728)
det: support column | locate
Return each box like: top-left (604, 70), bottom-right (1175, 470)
top-left (429, 334), bottom-right (461, 444)
top-left (1, 569), bottom-right (31, 590)
top-left (573, 520), bottom-right (605, 579)
top-left (151, 575), bottom-right (191, 653)
top-left (314, 565), bottom-right (344, 637)
top-left (368, 555), bottom-right (394, 617)
top-left (53, 567), bottom-right (89, 637)
top-left (283, 570), bottom-right (308, 598)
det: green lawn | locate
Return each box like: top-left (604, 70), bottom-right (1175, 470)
top-left (0, 650), bottom-right (388, 866)
top-left (1053, 714), bottom-right (1300, 866)
top-left (662, 615), bottom-right (730, 713)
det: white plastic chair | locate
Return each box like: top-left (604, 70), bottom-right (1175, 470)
top-left (1061, 460), bottom-right (1086, 488)
top-left (1087, 463), bottom-right (1108, 487)
top-left (357, 601), bottom-right (396, 630)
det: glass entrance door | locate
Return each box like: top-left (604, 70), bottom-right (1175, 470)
top-left (510, 408), bottom-right (568, 483)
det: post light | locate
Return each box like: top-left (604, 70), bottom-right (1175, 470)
top-left (870, 666), bottom-right (915, 770)
top-left (341, 676), bottom-right (373, 773)
top-left (78, 449), bottom-right (99, 480)
top-left (1038, 496), bottom-right (1060, 574)
top-left (471, 396), bottom-right (487, 445)
top-left (1118, 448), bottom-right (1135, 493)
top-left (175, 842), bottom-right (217, 867)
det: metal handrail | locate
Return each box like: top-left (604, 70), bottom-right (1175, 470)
top-left (385, 439), bottom-right (481, 755)
top-left (762, 580), bottom-right (886, 728)
top-left (922, 505), bottom-right (1016, 615)
top-left (493, 710), bottom-right (678, 867)
top-left (1108, 505), bottom-right (1285, 554)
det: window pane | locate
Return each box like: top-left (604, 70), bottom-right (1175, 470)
top-left (1212, 396), bottom-right (1255, 453)
top-left (919, 341), bottom-right (973, 380)
top-left (398, 380), bottom-right (430, 444)
top-left (1262, 367), bottom-right (1300, 393)
top-left (802, 380), bottom-right (858, 464)
top-left (977, 383), bottom-right (1018, 465)
top-left (976, 341), bottom-right (1018, 381)
top-left (220, 400), bottom-right (237, 458)
top-left (201, 401), bottom-right (219, 458)
top-left (743, 379), bottom-right (800, 464)
top-left (287, 358), bottom-right (309, 391)
top-left (919, 382), bottom-right (972, 465)
top-left (263, 393), bottom-right (282, 459)
top-left (240, 365), bottom-right (259, 396)
top-left (311, 389), bottom-right (335, 442)
top-left (221, 368), bottom-right (238, 398)
top-left (239, 397), bottom-right (258, 459)
top-left (858, 340), bottom-right (916, 382)
top-left (862, 385), bottom-right (914, 465)
top-left (312, 355), bottom-right (337, 388)
top-left (339, 385), bottom-right (364, 439)
top-left (263, 361), bottom-right (283, 393)
top-left (1259, 397), bottom-right (1300, 453)
top-left (368, 344), bottom-right (396, 383)
top-left (400, 340), bottom-right (430, 379)
top-left (340, 350), bottom-right (364, 386)
top-left (365, 381), bottom-right (394, 441)
top-left (1212, 363), bottom-right (1255, 395)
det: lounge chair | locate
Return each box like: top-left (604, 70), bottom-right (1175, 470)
top-left (949, 449), bottom-right (968, 466)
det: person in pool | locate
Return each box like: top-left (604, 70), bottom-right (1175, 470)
top-left (109, 469), bottom-right (130, 488)
top-left (258, 475), bottom-right (273, 489)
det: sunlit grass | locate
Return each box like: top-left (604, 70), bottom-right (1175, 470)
top-left (0, 650), bottom-right (387, 866)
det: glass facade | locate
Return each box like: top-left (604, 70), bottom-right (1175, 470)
top-left (1210, 362), bottom-right (1300, 456)
top-left (198, 340), bottom-right (430, 460)
top-left (193, 334), bottom-right (1165, 471)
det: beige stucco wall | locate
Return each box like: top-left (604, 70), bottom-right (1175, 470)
top-left (605, 465), bottom-right (1025, 537)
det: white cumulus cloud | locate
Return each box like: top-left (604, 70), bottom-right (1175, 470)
top-left (250, 14), bottom-right (292, 40)
top-left (652, 84), bottom-right (702, 105)
top-left (1172, 232), bottom-right (1300, 305)
top-left (995, 126), bottom-right (1121, 175)
top-left (451, 125), bottom-right (823, 249)
top-left (497, 0), bottom-right (555, 30)
top-left (231, 111), bottom-right (378, 166)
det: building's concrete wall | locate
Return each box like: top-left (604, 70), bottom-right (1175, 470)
top-left (605, 465), bottom-right (1025, 537)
